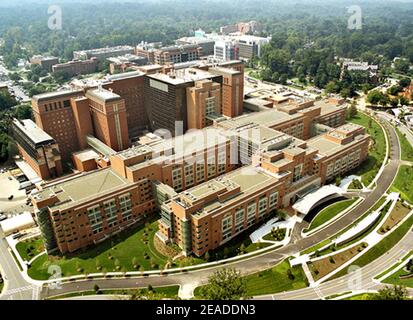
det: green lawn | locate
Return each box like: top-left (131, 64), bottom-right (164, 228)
top-left (396, 129), bottom-right (413, 162)
top-left (243, 259), bottom-right (308, 296)
top-left (28, 220), bottom-right (169, 280)
top-left (48, 285), bottom-right (180, 300)
top-left (391, 165), bottom-right (413, 203)
top-left (329, 212), bottom-right (413, 280)
top-left (383, 267), bottom-right (413, 288)
top-left (262, 228), bottom-right (286, 241)
top-left (348, 113), bottom-right (387, 186)
top-left (194, 259), bottom-right (308, 298)
top-left (375, 250), bottom-right (413, 280)
top-left (306, 198), bottom-right (357, 232)
top-left (16, 237), bottom-right (45, 262)
top-left (301, 197), bottom-right (386, 256)
top-left (343, 293), bottom-right (376, 300)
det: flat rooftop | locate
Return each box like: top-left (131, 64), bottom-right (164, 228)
top-left (183, 166), bottom-right (278, 218)
top-left (152, 127), bottom-right (230, 159)
top-left (32, 89), bottom-right (84, 103)
top-left (307, 131), bottom-right (368, 157)
top-left (106, 70), bottom-right (144, 81)
top-left (316, 100), bottom-right (347, 116)
top-left (209, 66), bottom-right (240, 75)
top-left (86, 88), bottom-right (121, 102)
top-left (219, 108), bottom-right (301, 129)
top-left (148, 68), bottom-right (217, 85)
top-left (72, 149), bottom-right (100, 162)
top-left (74, 46), bottom-right (134, 54)
top-left (36, 168), bottom-right (131, 210)
top-left (13, 119), bottom-right (55, 146)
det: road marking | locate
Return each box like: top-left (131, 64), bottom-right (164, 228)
top-left (5, 285), bottom-right (37, 295)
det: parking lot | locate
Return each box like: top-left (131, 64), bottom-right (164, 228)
top-left (0, 170), bottom-right (33, 217)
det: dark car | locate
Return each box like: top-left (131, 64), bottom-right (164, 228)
top-left (8, 195), bottom-right (14, 200)
top-left (12, 232), bottom-right (23, 240)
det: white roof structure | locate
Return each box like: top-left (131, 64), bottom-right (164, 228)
top-left (0, 212), bottom-right (35, 236)
top-left (15, 159), bottom-right (42, 184)
top-left (293, 185), bottom-right (344, 215)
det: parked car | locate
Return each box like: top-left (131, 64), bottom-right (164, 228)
top-left (12, 232), bottom-right (23, 240)
top-left (8, 195), bottom-right (14, 200)
top-left (0, 214), bottom-right (7, 221)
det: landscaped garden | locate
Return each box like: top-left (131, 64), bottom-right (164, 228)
top-left (383, 258), bottom-right (413, 288)
top-left (301, 197), bottom-right (387, 257)
top-left (243, 259), bottom-right (308, 296)
top-left (305, 198), bottom-right (357, 233)
top-left (348, 112), bottom-right (387, 186)
top-left (396, 129), bottom-right (413, 162)
top-left (262, 227), bottom-right (286, 242)
top-left (195, 258), bottom-right (308, 298)
top-left (330, 211), bottom-right (413, 280)
top-left (378, 201), bottom-right (411, 234)
top-left (391, 165), bottom-right (413, 203)
top-left (28, 220), bottom-right (170, 280)
top-left (348, 179), bottom-right (363, 190)
top-left (308, 242), bottom-right (368, 281)
top-left (16, 237), bottom-right (45, 261)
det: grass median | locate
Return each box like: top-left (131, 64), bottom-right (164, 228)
top-left (305, 198), bottom-right (357, 233)
top-left (195, 259), bottom-right (308, 298)
top-left (329, 212), bottom-right (413, 281)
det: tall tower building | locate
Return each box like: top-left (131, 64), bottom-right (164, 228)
top-left (86, 87), bottom-right (130, 152)
top-left (31, 90), bottom-right (84, 161)
top-left (186, 80), bottom-right (221, 130)
top-left (209, 67), bottom-right (244, 118)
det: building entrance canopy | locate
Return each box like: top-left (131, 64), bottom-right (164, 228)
top-left (292, 185), bottom-right (344, 215)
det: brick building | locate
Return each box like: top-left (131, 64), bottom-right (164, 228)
top-left (12, 119), bottom-right (63, 180)
top-left (30, 55), bottom-right (59, 72)
top-left (52, 58), bottom-right (98, 78)
top-left (31, 168), bottom-right (155, 253)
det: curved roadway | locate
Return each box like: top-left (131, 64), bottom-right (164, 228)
top-left (32, 117), bottom-right (401, 300)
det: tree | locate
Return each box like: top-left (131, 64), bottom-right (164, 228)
top-left (387, 85), bottom-right (403, 96)
top-left (369, 285), bottom-right (408, 300)
top-left (200, 268), bottom-right (249, 300)
top-left (335, 176), bottom-right (342, 186)
top-left (204, 251), bottom-right (210, 262)
top-left (394, 59), bottom-right (410, 74)
top-left (367, 90), bottom-right (388, 106)
top-left (239, 243), bottom-right (246, 254)
top-left (399, 77), bottom-right (411, 88)
top-left (0, 91), bottom-right (18, 110)
top-left (347, 103), bottom-right (358, 120)
top-left (52, 70), bottom-right (71, 84)
top-left (129, 289), bottom-right (168, 300)
top-left (0, 133), bottom-right (10, 162)
top-left (14, 104), bottom-right (32, 120)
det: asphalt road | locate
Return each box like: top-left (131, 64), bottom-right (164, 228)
top-left (255, 228), bottom-right (413, 300)
top-left (0, 229), bottom-right (40, 300)
top-left (39, 117), bottom-right (402, 300)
